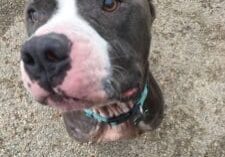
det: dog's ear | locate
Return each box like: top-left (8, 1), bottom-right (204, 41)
top-left (147, 0), bottom-right (156, 20)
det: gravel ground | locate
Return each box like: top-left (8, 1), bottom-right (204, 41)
top-left (0, 0), bottom-right (225, 156)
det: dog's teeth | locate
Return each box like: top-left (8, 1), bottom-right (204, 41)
top-left (119, 103), bottom-right (130, 113)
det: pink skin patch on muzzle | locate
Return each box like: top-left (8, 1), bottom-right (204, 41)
top-left (21, 62), bottom-right (50, 102)
top-left (54, 33), bottom-right (108, 101)
top-left (21, 25), bottom-right (111, 111)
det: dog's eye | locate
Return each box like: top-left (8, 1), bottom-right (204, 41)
top-left (27, 8), bottom-right (40, 23)
top-left (102, 0), bottom-right (120, 12)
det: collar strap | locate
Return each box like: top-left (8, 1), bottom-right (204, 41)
top-left (84, 84), bottom-right (149, 126)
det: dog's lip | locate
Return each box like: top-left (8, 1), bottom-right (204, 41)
top-left (37, 87), bottom-right (139, 111)
top-left (122, 87), bottom-right (139, 98)
top-left (45, 94), bottom-right (95, 111)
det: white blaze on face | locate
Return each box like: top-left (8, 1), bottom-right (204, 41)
top-left (35, 0), bottom-right (110, 62)
top-left (21, 0), bottom-right (111, 102)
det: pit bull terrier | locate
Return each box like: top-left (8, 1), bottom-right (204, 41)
top-left (20, 0), bottom-right (164, 143)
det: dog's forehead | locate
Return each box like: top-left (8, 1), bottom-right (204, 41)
top-left (27, 0), bottom-right (56, 5)
top-left (25, 0), bottom-right (153, 39)
top-left (27, 0), bottom-right (150, 9)
top-left (26, 0), bottom-right (152, 23)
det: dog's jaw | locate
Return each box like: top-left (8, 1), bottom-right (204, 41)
top-left (63, 72), bottom-right (164, 143)
top-left (63, 101), bottom-right (142, 143)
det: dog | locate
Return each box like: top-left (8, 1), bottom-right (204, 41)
top-left (20, 0), bottom-right (164, 143)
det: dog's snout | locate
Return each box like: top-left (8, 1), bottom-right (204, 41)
top-left (21, 33), bottom-right (71, 85)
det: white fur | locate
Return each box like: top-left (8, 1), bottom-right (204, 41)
top-left (34, 0), bottom-right (110, 70)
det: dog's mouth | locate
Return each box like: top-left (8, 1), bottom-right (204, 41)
top-left (46, 94), bottom-right (94, 111)
top-left (39, 87), bottom-right (139, 112)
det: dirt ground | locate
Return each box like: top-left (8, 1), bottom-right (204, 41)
top-left (0, 0), bottom-right (225, 156)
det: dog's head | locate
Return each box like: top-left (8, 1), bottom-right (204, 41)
top-left (21, 0), bottom-right (155, 111)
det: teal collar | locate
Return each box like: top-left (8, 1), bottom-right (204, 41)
top-left (84, 84), bottom-right (149, 126)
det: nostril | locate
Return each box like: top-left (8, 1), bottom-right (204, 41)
top-left (23, 52), bottom-right (35, 66)
top-left (45, 50), bottom-right (59, 63)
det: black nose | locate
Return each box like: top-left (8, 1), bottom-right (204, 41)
top-left (21, 33), bottom-right (72, 88)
